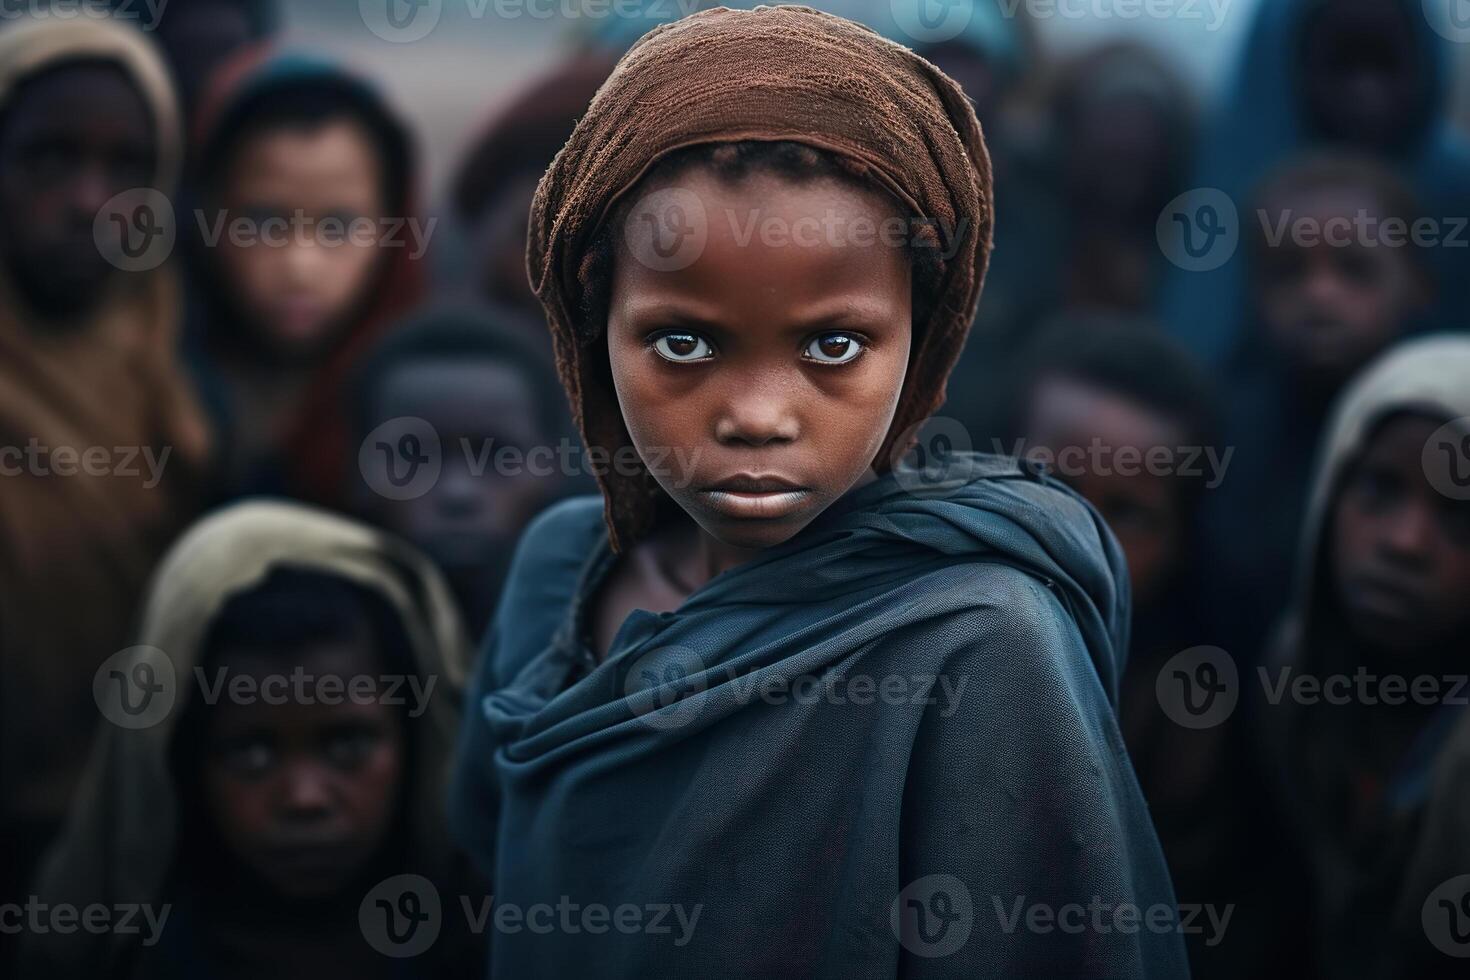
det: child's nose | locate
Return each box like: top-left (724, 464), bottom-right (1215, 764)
top-left (278, 763), bottom-right (335, 815)
top-left (713, 389), bottom-right (800, 446)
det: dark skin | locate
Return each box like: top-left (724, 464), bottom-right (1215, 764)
top-left (0, 61), bottom-right (155, 322)
top-left (1256, 184), bottom-right (1426, 389)
top-left (199, 641), bottom-right (406, 902)
top-left (1328, 412), bottom-right (1470, 826)
top-left (1331, 413), bottom-right (1470, 658)
top-left (594, 169), bottom-right (913, 657)
top-left (1298, 0), bottom-right (1428, 153)
top-left (365, 356), bottom-right (560, 636)
top-left (1021, 375), bottom-right (1187, 609)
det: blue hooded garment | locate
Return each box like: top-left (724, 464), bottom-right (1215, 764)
top-left (451, 454), bottom-right (1188, 978)
top-left (1159, 0), bottom-right (1470, 368)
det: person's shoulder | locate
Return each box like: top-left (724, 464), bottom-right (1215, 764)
top-left (503, 495), bottom-right (607, 598)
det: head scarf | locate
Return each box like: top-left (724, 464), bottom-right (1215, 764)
top-left (0, 16), bottom-right (210, 886)
top-left (23, 500), bottom-right (468, 975)
top-left (529, 4), bottom-right (993, 550)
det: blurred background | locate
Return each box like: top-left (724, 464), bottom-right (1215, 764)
top-left (3, 0), bottom-right (1470, 977)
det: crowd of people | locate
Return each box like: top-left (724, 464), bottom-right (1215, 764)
top-left (0, 0), bottom-right (1467, 977)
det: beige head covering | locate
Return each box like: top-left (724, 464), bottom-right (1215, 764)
top-left (24, 500), bottom-right (469, 975)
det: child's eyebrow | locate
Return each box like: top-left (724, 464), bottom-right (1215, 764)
top-left (620, 298), bottom-right (901, 334)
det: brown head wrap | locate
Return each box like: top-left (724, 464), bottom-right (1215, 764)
top-left (528, 4), bottom-right (993, 550)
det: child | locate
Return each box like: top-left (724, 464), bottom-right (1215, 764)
top-left (1203, 155), bottom-right (1430, 662)
top-left (185, 53), bottom-right (423, 505)
top-left (452, 8), bottom-right (1184, 977)
top-left (22, 501), bottom-right (475, 978)
top-left (349, 307), bottom-right (575, 638)
top-left (1260, 337), bottom-right (1470, 977)
top-left (0, 18), bottom-right (209, 913)
top-left (1161, 0), bottom-right (1470, 365)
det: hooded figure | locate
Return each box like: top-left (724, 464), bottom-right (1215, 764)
top-left (1261, 336), bottom-right (1470, 978)
top-left (0, 16), bottom-right (210, 907)
top-left (22, 501), bottom-right (471, 978)
top-left (452, 7), bottom-right (1185, 977)
top-left (1159, 0), bottom-right (1470, 368)
top-left (183, 51), bottom-right (425, 507)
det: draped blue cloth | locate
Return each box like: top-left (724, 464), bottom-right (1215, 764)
top-left (452, 454), bottom-right (1187, 978)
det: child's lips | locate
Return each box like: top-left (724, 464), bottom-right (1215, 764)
top-left (697, 475), bottom-right (813, 520)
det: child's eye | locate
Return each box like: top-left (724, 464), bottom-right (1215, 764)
top-left (652, 332), bottom-right (714, 363)
top-left (216, 739), bottom-right (275, 777)
top-left (804, 333), bottom-right (865, 365)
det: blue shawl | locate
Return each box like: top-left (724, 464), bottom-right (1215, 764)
top-left (452, 454), bottom-right (1187, 977)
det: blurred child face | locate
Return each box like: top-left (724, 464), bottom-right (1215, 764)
top-left (0, 62), bottom-right (154, 319)
top-left (215, 119), bottom-right (386, 359)
top-left (607, 169), bottom-right (912, 551)
top-left (370, 357), bottom-right (556, 601)
top-left (1299, 0), bottom-right (1426, 152)
top-left (1332, 413), bottom-right (1470, 655)
top-left (201, 641), bottom-right (405, 901)
top-left (1257, 185), bottom-right (1422, 383)
top-left (1022, 375), bottom-right (1186, 607)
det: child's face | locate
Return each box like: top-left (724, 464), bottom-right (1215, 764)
top-left (0, 63), bottom-right (154, 317)
top-left (1331, 413), bottom-right (1470, 655)
top-left (215, 119), bottom-right (386, 359)
top-left (1257, 185), bottom-right (1421, 382)
top-left (1299, 0), bottom-right (1424, 151)
top-left (368, 356), bottom-right (555, 592)
top-left (1022, 375), bottom-right (1186, 608)
top-left (607, 169), bottom-right (913, 550)
top-left (200, 640), bottom-right (405, 900)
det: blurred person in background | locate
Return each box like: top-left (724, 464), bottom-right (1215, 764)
top-left (1203, 154), bottom-right (1431, 665)
top-left (146, 0), bottom-right (280, 132)
top-left (183, 51), bottom-right (426, 507)
top-left (348, 307), bottom-right (575, 639)
top-left (1161, 0), bottom-right (1470, 367)
top-left (1005, 316), bottom-right (1301, 979)
top-left (451, 55), bottom-right (615, 335)
top-left (1260, 337), bottom-right (1470, 979)
top-left (944, 41), bottom-right (1192, 440)
top-left (0, 17), bottom-right (210, 913)
top-left (22, 502), bottom-right (478, 979)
